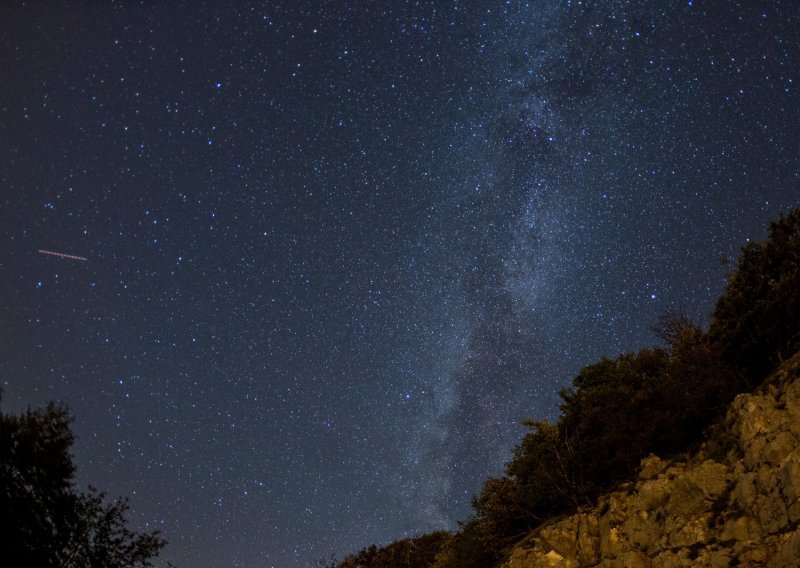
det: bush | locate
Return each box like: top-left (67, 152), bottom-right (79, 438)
top-left (559, 348), bottom-right (671, 492)
top-left (335, 531), bottom-right (450, 568)
top-left (559, 331), bottom-right (741, 497)
top-left (710, 208), bottom-right (800, 383)
top-left (430, 519), bottom-right (495, 568)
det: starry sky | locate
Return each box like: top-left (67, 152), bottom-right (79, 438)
top-left (0, 1), bottom-right (798, 566)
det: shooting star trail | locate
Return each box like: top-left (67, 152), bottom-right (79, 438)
top-left (38, 249), bottom-right (88, 262)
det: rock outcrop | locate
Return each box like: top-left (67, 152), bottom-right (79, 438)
top-left (502, 354), bottom-right (800, 567)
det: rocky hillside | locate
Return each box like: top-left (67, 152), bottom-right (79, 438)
top-left (331, 210), bottom-right (800, 568)
top-left (502, 353), bottom-right (800, 568)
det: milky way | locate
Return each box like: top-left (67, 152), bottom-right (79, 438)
top-left (1, 2), bottom-right (798, 566)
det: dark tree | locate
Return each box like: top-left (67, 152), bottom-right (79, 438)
top-left (710, 208), bottom-right (800, 383)
top-left (0, 399), bottom-right (166, 567)
top-left (558, 335), bottom-right (741, 498)
top-left (558, 348), bottom-right (671, 492)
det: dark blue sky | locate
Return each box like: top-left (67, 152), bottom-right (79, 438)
top-left (1, 2), bottom-right (798, 566)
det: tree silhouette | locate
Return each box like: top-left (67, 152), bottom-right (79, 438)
top-left (0, 398), bottom-right (166, 567)
top-left (711, 208), bottom-right (800, 383)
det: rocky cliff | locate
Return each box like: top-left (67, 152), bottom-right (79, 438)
top-left (502, 354), bottom-right (800, 568)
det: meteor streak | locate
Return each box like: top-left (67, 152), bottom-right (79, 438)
top-left (38, 249), bottom-right (88, 261)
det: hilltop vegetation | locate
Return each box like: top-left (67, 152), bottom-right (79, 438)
top-left (329, 208), bottom-right (800, 568)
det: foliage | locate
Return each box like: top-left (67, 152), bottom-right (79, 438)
top-left (352, 327), bottom-right (745, 568)
top-left (559, 333), bottom-right (741, 497)
top-left (429, 520), bottom-right (494, 568)
top-left (334, 531), bottom-right (450, 568)
top-left (427, 422), bottom-right (584, 568)
top-left (332, 208), bottom-right (799, 568)
top-left (0, 400), bottom-right (166, 567)
top-left (507, 421), bottom-right (586, 515)
top-left (710, 208), bottom-right (800, 383)
top-left (559, 348), bottom-right (671, 492)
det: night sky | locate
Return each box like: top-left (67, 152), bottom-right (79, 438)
top-left (1, 1), bottom-right (798, 566)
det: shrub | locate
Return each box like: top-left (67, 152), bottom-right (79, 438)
top-left (710, 208), bottom-right (800, 382)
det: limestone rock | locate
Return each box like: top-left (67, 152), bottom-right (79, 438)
top-left (502, 354), bottom-right (800, 568)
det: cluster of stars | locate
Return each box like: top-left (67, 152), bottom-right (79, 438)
top-left (1, 2), bottom-right (798, 567)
